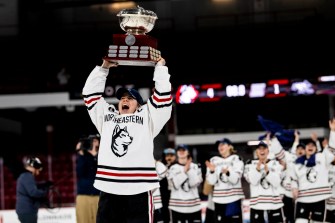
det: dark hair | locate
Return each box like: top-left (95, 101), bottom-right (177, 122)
top-left (79, 134), bottom-right (100, 151)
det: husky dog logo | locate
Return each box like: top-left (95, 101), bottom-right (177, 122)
top-left (306, 167), bottom-right (317, 183)
top-left (111, 124), bottom-right (133, 157)
top-left (181, 180), bottom-right (190, 192)
top-left (260, 174), bottom-right (270, 189)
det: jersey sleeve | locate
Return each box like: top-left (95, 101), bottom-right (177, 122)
top-left (147, 65), bottom-right (173, 137)
top-left (187, 164), bottom-right (203, 188)
top-left (82, 66), bottom-right (117, 134)
top-left (156, 161), bottom-right (168, 180)
top-left (269, 137), bottom-right (285, 161)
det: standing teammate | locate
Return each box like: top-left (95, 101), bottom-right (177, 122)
top-left (244, 141), bottom-right (285, 223)
top-left (160, 148), bottom-right (177, 223)
top-left (205, 138), bottom-right (245, 223)
top-left (167, 144), bottom-right (203, 222)
top-left (291, 118), bottom-right (335, 223)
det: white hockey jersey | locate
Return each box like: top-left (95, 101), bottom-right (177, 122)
top-left (291, 147), bottom-right (334, 203)
top-left (168, 162), bottom-right (203, 213)
top-left (244, 159), bottom-right (284, 210)
top-left (206, 155), bottom-right (245, 204)
top-left (327, 164), bottom-right (335, 210)
top-left (327, 131), bottom-right (335, 210)
top-left (278, 151), bottom-right (297, 198)
top-left (82, 65), bottom-right (172, 195)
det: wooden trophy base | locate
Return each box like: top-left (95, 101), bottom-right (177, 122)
top-left (105, 34), bottom-right (161, 67)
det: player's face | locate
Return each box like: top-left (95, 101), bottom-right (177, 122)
top-left (296, 146), bottom-right (305, 157)
top-left (177, 148), bottom-right (189, 159)
top-left (256, 146), bottom-right (269, 161)
top-left (218, 143), bottom-right (230, 157)
top-left (118, 93), bottom-right (139, 114)
top-left (165, 154), bottom-right (176, 165)
top-left (305, 143), bottom-right (317, 157)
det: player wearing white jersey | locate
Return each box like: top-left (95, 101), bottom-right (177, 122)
top-left (325, 127), bottom-right (335, 223)
top-left (273, 130), bottom-right (305, 223)
top-left (291, 118), bottom-right (335, 223)
top-left (82, 58), bottom-right (172, 223)
top-left (205, 138), bottom-right (245, 223)
top-left (244, 141), bottom-right (285, 223)
top-left (326, 161), bottom-right (335, 223)
top-left (167, 145), bottom-right (203, 223)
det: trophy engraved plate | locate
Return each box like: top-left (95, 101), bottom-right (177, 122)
top-left (104, 5), bottom-right (161, 66)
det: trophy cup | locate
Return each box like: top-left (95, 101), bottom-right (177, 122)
top-left (104, 5), bottom-right (161, 66)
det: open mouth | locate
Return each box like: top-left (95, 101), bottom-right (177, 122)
top-left (122, 104), bottom-right (130, 110)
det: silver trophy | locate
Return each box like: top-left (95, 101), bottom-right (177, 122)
top-left (104, 5), bottom-right (161, 66)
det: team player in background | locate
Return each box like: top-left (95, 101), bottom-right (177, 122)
top-left (167, 144), bottom-right (203, 223)
top-left (326, 160), bottom-right (335, 223)
top-left (205, 138), bottom-right (245, 223)
top-left (324, 133), bottom-right (335, 223)
top-left (291, 118), bottom-right (335, 223)
top-left (244, 141), bottom-right (285, 223)
top-left (271, 130), bottom-right (305, 223)
top-left (82, 57), bottom-right (172, 223)
top-left (160, 148), bottom-right (177, 223)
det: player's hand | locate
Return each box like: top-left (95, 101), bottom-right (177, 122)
top-left (102, 58), bottom-right (119, 69)
top-left (205, 160), bottom-right (215, 172)
top-left (156, 57), bottom-right (165, 66)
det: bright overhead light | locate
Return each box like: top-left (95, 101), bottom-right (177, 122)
top-left (91, 2), bottom-right (137, 13)
top-left (318, 75), bottom-right (335, 82)
top-left (247, 140), bottom-right (261, 146)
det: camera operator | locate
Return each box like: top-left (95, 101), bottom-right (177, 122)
top-left (75, 134), bottom-right (100, 223)
top-left (16, 156), bottom-right (51, 223)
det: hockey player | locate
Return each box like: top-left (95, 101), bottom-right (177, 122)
top-left (272, 130), bottom-right (305, 223)
top-left (326, 160), bottom-right (335, 223)
top-left (205, 138), bottom-right (245, 223)
top-left (244, 141), bottom-right (285, 223)
top-left (291, 118), bottom-right (335, 223)
top-left (160, 148), bottom-right (177, 223)
top-left (82, 57), bottom-right (172, 223)
top-left (167, 144), bottom-right (203, 223)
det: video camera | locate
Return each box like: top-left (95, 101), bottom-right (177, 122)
top-left (79, 134), bottom-right (100, 151)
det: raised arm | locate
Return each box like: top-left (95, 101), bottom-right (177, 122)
top-left (147, 57), bottom-right (173, 137)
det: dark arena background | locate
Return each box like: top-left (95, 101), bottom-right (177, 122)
top-left (0, 0), bottom-right (335, 222)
